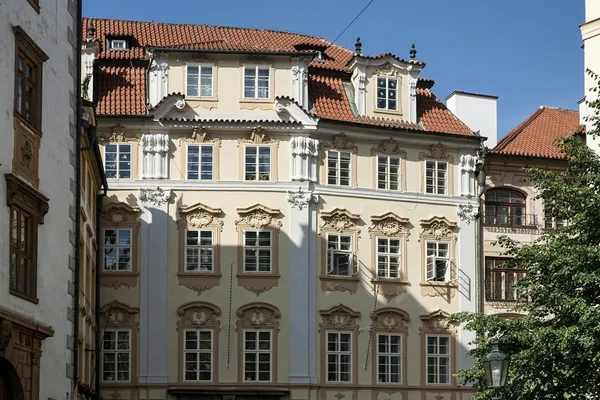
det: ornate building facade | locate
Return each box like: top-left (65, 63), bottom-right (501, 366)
top-left (84, 18), bottom-right (483, 400)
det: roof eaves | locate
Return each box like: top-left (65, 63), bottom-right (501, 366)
top-left (493, 107), bottom-right (545, 152)
top-left (147, 47), bottom-right (319, 58)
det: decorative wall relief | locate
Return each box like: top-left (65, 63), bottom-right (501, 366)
top-left (290, 136), bottom-right (319, 182)
top-left (141, 132), bottom-right (169, 179)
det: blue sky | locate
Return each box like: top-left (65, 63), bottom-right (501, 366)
top-left (84, 0), bottom-right (584, 139)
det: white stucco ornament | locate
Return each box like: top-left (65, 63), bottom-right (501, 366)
top-left (139, 187), bottom-right (172, 206)
top-left (287, 187), bottom-right (319, 210)
top-left (175, 99), bottom-right (186, 110)
top-left (457, 204), bottom-right (479, 224)
top-left (459, 154), bottom-right (478, 198)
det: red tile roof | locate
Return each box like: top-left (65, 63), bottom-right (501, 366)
top-left (86, 17), bottom-right (476, 137)
top-left (493, 107), bottom-right (582, 159)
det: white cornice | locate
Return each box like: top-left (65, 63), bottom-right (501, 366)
top-left (581, 17), bottom-right (600, 40)
top-left (347, 56), bottom-right (425, 74)
top-left (274, 97), bottom-right (319, 128)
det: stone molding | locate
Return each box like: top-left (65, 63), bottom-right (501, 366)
top-left (139, 187), bottom-right (172, 207)
top-left (98, 124), bottom-right (140, 143)
top-left (287, 187), bottom-right (319, 211)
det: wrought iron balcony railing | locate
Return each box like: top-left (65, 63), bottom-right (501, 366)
top-left (482, 212), bottom-right (537, 227)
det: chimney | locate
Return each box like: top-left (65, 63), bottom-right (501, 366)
top-left (446, 91), bottom-right (498, 149)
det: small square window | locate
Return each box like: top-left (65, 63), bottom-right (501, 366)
top-left (110, 39), bottom-right (127, 50)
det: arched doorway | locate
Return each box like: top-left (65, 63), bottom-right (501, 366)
top-left (0, 357), bottom-right (24, 400)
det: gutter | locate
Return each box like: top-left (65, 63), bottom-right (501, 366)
top-left (94, 190), bottom-right (106, 398)
top-left (475, 145), bottom-right (488, 314)
top-left (145, 47), bottom-right (318, 58)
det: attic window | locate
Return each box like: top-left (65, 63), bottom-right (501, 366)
top-left (109, 39), bottom-right (128, 50)
top-left (314, 51), bottom-right (323, 61)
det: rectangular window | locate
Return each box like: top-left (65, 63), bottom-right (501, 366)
top-left (110, 39), bottom-right (127, 50)
top-left (376, 77), bottom-right (398, 111)
top-left (485, 258), bottom-right (525, 302)
top-left (327, 234), bottom-right (354, 277)
top-left (376, 237), bottom-right (401, 279)
top-left (104, 143), bottom-right (132, 179)
top-left (377, 156), bottom-right (401, 190)
top-left (327, 151), bottom-right (351, 186)
top-left (102, 330), bottom-right (130, 382)
top-left (184, 330), bottom-right (212, 381)
top-left (15, 50), bottom-right (39, 127)
top-left (426, 335), bottom-right (451, 384)
top-left (327, 332), bottom-right (352, 382)
top-left (544, 202), bottom-right (568, 229)
top-left (244, 146), bottom-right (271, 181)
top-left (103, 229), bottom-right (132, 271)
top-left (425, 160), bottom-right (447, 195)
top-left (377, 334), bottom-right (402, 383)
top-left (426, 241), bottom-right (450, 282)
top-left (243, 231), bottom-right (272, 273)
top-left (10, 205), bottom-right (35, 297)
top-left (244, 66), bottom-right (270, 99)
top-left (185, 230), bottom-right (213, 272)
top-left (187, 145), bottom-right (213, 180)
top-left (186, 65), bottom-right (213, 97)
top-left (244, 330), bottom-right (271, 382)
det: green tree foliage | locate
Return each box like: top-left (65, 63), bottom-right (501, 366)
top-left (454, 74), bottom-right (600, 399)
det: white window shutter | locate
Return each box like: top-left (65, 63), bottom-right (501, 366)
top-left (327, 248), bottom-right (334, 275)
top-left (426, 255), bottom-right (435, 281)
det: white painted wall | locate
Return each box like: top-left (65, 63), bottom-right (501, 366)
top-left (0, 0), bottom-right (77, 398)
top-left (582, 0), bottom-right (600, 153)
top-left (446, 92), bottom-right (498, 149)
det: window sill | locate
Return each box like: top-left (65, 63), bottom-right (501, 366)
top-left (372, 278), bottom-right (410, 285)
top-left (178, 272), bottom-right (222, 277)
top-left (371, 279), bottom-right (410, 300)
top-left (240, 99), bottom-right (273, 111)
top-left (100, 272), bottom-right (139, 289)
top-left (14, 112), bottom-right (42, 137)
top-left (420, 281), bottom-right (457, 298)
top-left (10, 289), bottom-right (39, 304)
top-left (374, 108), bottom-right (402, 116)
top-left (320, 275), bottom-right (359, 294)
top-left (178, 273), bottom-right (222, 295)
top-left (237, 273), bottom-right (280, 295)
top-left (186, 98), bottom-right (218, 109)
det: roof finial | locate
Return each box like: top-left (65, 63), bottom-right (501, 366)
top-left (409, 43), bottom-right (417, 60)
top-left (87, 20), bottom-right (96, 41)
top-left (355, 37), bottom-right (362, 54)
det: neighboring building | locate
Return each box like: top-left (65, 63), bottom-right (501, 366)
top-left (482, 106), bottom-right (583, 314)
top-left (0, 0), bottom-right (81, 399)
top-left (581, 0), bottom-right (600, 151)
top-left (84, 18), bottom-right (484, 400)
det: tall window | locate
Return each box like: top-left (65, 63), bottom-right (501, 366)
top-left (10, 205), bottom-right (35, 297)
top-left (425, 161), bottom-right (447, 195)
top-left (15, 50), bottom-right (39, 126)
top-left (327, 151), bottom-right (351, 186)
top-left (377, 237), bottom-right (401, 278)
top-left (244, 66), bottom-right (270, 99)
top-left (187, 65), bottom-right (213, 97)
top-left (484, 188), bottom-right (527, 226)
top-left (327, 234), bottom-right (354, 277)
top-left (243, 231), bottom-right (272, 273)
top-left (243, 330), bottom-right (271, 382)
top-left (244, 146), bottom-right (271, 181)
top-left (185, 230), bottom-right (213, 272)
top-left (103, 229), bottom-right (132, 271)
top-left (104, 144), bottom-right (132, 179)
top-left (376, 77), bottom-right (398, 111)
top-left (377, 156), bottom-right (401, 190)
top-left (187, 145), bottom-right (213, 180)
top-left (184, 330), bottom-right (212, 381)
top-left (327, 332), bottom-right (352, 382)
top-left (377, 334), bottom-right (402, 383)
top-left (485, 258), bottom-right (525, 302)
top-left (102, 330), bottom-right (130, 382)
top-left (426, 335), bottom-right (451, 384)
top-left (425, 241), bottom-right (450, 282)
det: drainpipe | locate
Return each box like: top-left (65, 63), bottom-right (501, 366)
top-left (94, 190), bottom-right (106, 397)
top-left (475, 145), bottom-right (488, 313)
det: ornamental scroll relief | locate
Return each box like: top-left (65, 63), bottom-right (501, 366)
top-left (319, 304), bottom-right (360, 332)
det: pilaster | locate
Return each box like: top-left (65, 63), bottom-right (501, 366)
top-left (459, 154), bottom-right (478, 198)
top-left (291, 57), bottom-right (310, 108)
top-left (141, 132), bottom-right (169, 179)
top-left (290, 137), bottom-right (319, 182)
top-left (138, 187), bottom-right (172, 384)
top-left (148, 52), bottom-right (169, 107)
top-left (408, 68), bottom-right (418, 124)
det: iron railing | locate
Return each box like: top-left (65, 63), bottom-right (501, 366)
top-left (482, 212), bottom-right (537, 227)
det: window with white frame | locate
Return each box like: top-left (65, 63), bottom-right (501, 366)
top-left (103, 229), bottom-right (132, 271)
top-left (326, 234), bottom-right (354, 277)
top-left (426, 335), bottom-right (451, 384)
top-left (377, 333), bottom-right (402, 383)
top-left (185, 230), bottom-right (213, 272)
top-left (425, 160), bottom-right (447, 195)
top-left (109, 39), bottom-right (127, 50)
top-left (376, 77), bottom-right (398, 111)
top-left (426, 241), bottom-right (450, 282)
top-left (184, 330), bottom-right (212, 381)
top-left (187, 65), bottom-right (213, 97)
top-left (327, 150), bottom-right (351, 186)
top-left (377, 156), bottom-right (401, 190)
top-left (327, 332), bottom-right (352, 382)
top-left (102, 330), bottom-right (130, 382)
top-left (243, 231), bottom-right (272, 273)
top-left (244, 65), bottom-right (270, 99)
top-left (244, 146), bottom-right (271, 181)
top-left (187, 145), bottom-right (214, 180)
top-left (544, 201), bottom-right (568, 229)
top-left (377, 237), bottom-right (401, 279)
top-left (243, 330), bottom-right (271, 382)
top-left (104, 143), bottom-right (132, 179)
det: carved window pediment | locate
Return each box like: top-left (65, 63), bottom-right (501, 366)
top-left (237, 126), bottom-right (279, 145)
top-left (374, 62), bottom-right (403, 78)
top-left (98, 123), bottom-right (140, 143)
top-left (100, 300), bottom-right (139, 328)
top-left (419, 310), bottom-right (456, 334)
top-left (100, 201), bottom-right (140, 227)
top-left (370, 138), bottom-right (406, 156)
top-left (177, 301), bottom-right (221, 330)
top-left (369, 212), bottom-right (409, 237)
top-left (319, 208), bottom-right (360, 234)
top-left (419, 216), bottom-right (457, 240)
top-left (371, 307), bottom-right (410, 332)
top-left (322, 133), bottom-right (357, 152)
top-left (235, 204), bottom-right (281, 230)
top-left (179, 126), bottom-right (221, 145)
top-left (236, 302), bottom-right (280, 331)
top-left (178, 202), bottom-right (223, 230)
top-left (418, 143), bottom-right (453, 162)
top-left (319, 304), bottom-right (360, 331)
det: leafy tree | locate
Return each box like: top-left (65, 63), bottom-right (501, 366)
top-left (453, 74), bottom-right (600, 399)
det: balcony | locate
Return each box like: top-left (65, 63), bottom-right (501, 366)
top-left (482, 212), bottom-right (537, 228)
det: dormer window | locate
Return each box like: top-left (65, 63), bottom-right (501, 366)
top-left (314, 51), bottom-right (323, 61)
top-left (376, 77), bottom-right (397, 111)
top-left (109, 39), bottom-right (127, 50)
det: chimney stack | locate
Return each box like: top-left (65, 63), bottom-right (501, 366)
top-left (446, 91), bottom-right (498, 149)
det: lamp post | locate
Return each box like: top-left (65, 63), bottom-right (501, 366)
top-left (482, 340), bottom-right (510, 400)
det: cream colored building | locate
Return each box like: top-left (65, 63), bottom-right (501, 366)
top-left (85, 18), bottom-right (485, 400)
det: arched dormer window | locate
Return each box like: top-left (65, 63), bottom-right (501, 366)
top-left (484, 188), bottom-right (532, 227)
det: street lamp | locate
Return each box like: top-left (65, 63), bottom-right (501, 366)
top-left (482, 340), bottom-right (510, 399)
